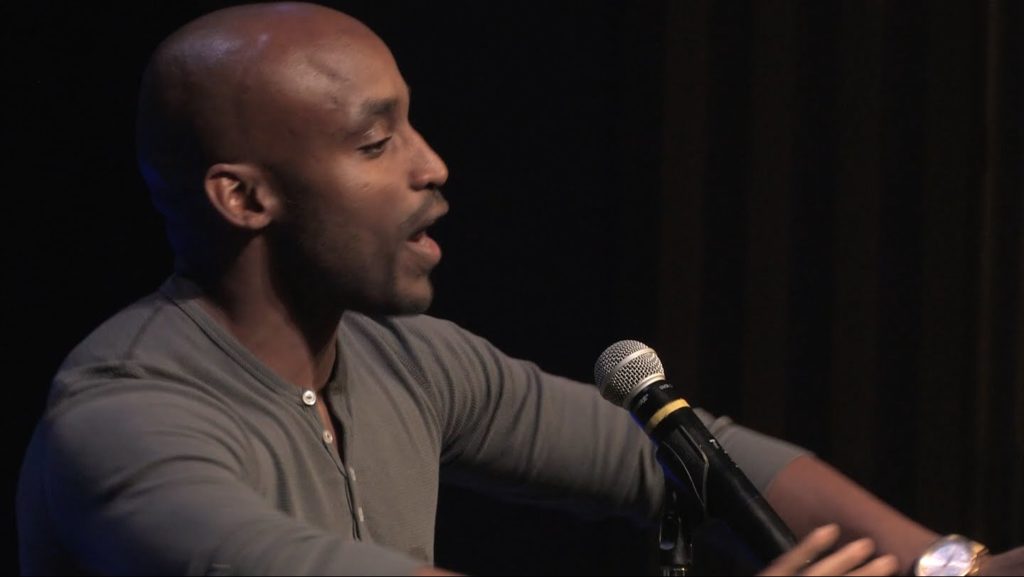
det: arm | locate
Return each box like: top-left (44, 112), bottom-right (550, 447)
top-left (26, 383), bottom-right (425, 576)
top-left (764, 455), bottom-right (937, 575)
top-left (980, 547), bottom-right (1024, 576)
top-left (393, 315), bottom-right (665, 522)
top-left (765, 456), bottom-right (1024, 576)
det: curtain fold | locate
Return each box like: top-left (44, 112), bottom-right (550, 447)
top-left (657, 0), bottom-right (1023, 551)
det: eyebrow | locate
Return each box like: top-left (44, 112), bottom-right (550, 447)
top-left (346, 84), bottom-right (411, 137)
top-left (357, 98), bottom-right (399, 123)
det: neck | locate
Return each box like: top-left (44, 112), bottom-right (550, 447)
top-left (185, 247), bottom-right (343, 393)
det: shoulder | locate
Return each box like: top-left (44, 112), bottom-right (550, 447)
top-left (37, 290), bottom-right (251, 467)
top-left (63, 290), bottom-right (178, 366)
top-left (338, 312), bottom-right (528, 399)
top-left (340, 312), bottom-right (470, 343)
top-left (339, 312), bottom-right (494, 362)
top-left (56, 278), bottom-right (210, 387)
top-left (49, 277), bottom-right (261, 415)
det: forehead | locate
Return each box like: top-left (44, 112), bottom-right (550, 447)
top-left (275, 36), bottom-right (406, 119)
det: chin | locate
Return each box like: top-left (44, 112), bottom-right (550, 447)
top-left (357, 282), bottom-right (434, 317)
top-left (393, 291), bottom-right (433, 316)
top-left (394, 280), bottom-right (435, 315)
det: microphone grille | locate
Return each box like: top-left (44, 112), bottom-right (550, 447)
top-left (594, 340), bottom-right (665, 407)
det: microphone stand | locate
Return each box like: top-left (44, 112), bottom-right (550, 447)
top-left (659, 488), bottom-right (699, 576)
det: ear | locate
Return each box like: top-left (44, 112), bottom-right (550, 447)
top-left (203, 163), bottom-right (282, 230)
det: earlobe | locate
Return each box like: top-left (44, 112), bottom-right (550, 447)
top-left (204, 163), bottom-right (277, 230)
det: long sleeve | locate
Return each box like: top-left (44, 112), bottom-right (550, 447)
top-left (387, 315), bottom-right (808, 524)
top-left (18, 375), bottom-right (423, 576)
top-left (388, 315), bottom-right (666, 523)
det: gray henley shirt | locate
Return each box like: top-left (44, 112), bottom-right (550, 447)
top-left (17, 276), bottom-right (806, 575)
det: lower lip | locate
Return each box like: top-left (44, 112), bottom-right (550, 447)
top-left (406, 232), bottom-right (442, 266)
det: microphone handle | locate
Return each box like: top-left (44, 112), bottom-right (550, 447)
top-left (631, 382), bottom-right (798, 563)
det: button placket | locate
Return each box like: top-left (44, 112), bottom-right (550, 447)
top-left (347, 466), bottom-right (367, 534)
top-left (317, 383), bottom-right (361, 537)
top-left (298, 390), bottom-right (345, 476)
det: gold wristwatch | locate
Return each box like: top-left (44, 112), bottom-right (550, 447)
top-left (914, 534), bottom-right (989, 576)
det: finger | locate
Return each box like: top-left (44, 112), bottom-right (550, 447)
top-left (845, 554), bottom-right (900, 577)
top-left (759, 525), bottom-right (841, 576)
top-left (803, 538), bottom-right (875, 576)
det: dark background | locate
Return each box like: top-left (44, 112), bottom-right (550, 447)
top-left (3, 1), bottom-right (1022, 575)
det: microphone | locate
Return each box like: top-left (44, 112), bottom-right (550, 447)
top-left (595, 340), bottom-right (797, 564)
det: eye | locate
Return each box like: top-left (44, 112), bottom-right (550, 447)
top-left (358, 136), bottom-right (392, 157)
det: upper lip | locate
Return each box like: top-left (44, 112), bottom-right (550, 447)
top-left (409, 197), bottom-right (450, 237)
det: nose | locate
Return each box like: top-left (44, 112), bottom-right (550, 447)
top-left (408, 127), bottom-right (449, 191)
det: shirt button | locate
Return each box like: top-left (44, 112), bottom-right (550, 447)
top-left (302, 390), bottom-right (317, 406)
top-left (322, 430), bottom-right (335, 444)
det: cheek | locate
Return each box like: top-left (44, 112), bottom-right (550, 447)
top-left (345, 192), bottom-right (405, 244)
top-left (305, 199), bottom-right (398, 271)
top-left (317, 169), bottom-right (394, 226)
top-left (287, 162), bottom-right (406, 251)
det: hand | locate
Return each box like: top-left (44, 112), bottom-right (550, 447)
top-left (979, 545), bottom-right (1024, 576)
top-left (759, 525), bottom-right (900, 576)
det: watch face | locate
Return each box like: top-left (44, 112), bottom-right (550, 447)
top-left (917, 540), bottom-right (975, 576)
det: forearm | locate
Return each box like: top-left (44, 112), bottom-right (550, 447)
top-left (764, 455), bottom-right (938, 574)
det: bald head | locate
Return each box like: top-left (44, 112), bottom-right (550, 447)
top-left (136, 2), bottom-right (398, 264)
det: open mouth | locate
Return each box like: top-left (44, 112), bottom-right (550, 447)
top-left (407, 210), bottom-right (443, 244)
top-left (405, 222), bottom-right (442, 266)
top-left (404, 198), bottom-right (449, 265)
top-left (408, 228), bottom-right (428, 243)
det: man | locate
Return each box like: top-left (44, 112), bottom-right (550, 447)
top-left (15, 3), bottom-right (1020, 575)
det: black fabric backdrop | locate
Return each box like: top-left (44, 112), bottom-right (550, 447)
top-left (3, 1), bottom-right (1021, 574)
